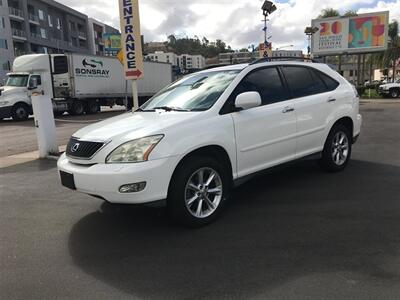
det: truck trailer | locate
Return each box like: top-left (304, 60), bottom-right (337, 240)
top-left (0, 53), bottom-right (172, 121)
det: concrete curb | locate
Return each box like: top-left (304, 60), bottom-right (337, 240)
top-left (0, 145), bottom-right (66, 169)
top-left (360, 99), bottom-right (400, 104)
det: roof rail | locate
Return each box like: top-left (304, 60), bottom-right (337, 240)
top-left (250, 57), bottom-right (318, 65)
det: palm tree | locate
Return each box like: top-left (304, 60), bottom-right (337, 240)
top-left (318, 8), bottom-right (340, 18)
top-left (371, 21), bottom-right (400, 82)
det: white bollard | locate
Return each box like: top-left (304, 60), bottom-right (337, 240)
top-left (31, 90), bottom-right (59, 158)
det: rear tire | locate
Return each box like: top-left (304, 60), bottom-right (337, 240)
top-left (320, 125), bottom-right (352, 172)
top-left (68, 101), bottom-right (85, 116)
top-left (167, 156), bottom-right (230, 227)
top-left (85, 100), bottom-right (100, 114)
top-left (11, 103), bottom-right (30, 121)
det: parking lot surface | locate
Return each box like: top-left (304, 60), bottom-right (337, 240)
top-left (1, 102), bottom-right (400, 299)
top-left (0, 109), bottom-right (126, 157)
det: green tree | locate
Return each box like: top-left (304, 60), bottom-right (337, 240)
top-left (370, 21), bottom-right (400, 82)
top-left (343, 10), bottom-right (358, 17)
top-left (318, 8), bottom-right (340, 18)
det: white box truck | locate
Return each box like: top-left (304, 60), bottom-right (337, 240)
top-left (0, 53), bottom-right (172, 121)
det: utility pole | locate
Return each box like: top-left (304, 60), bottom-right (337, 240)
top-left (261, 1), bottom-right (277, 59)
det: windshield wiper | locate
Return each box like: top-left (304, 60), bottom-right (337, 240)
top-left (152, 106), bottom-right (189, 112)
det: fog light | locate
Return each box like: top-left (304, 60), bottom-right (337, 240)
top-left (119, 182), bottom-right (146, 193)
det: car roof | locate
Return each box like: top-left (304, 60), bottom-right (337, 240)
top-left (200, 61), bottom-right (328, 73)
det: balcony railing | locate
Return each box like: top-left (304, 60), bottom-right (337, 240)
top-left (30, 31), bottom-right (41, 39)
top-left (9, 7), bottom-right (24, 18)
top-left (28, 14), bottom-right (39, 23)
top-left (78, 31), bottom-right (87, 39)
top-left (12, 28), bottom-right (26, 38)
top-left (14, 50), bottom-right (26, 57)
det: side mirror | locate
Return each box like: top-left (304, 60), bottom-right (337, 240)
top-left (28, 78), bottom-right (38, 90)
top-left (235, 91), bottom-right (262, 111)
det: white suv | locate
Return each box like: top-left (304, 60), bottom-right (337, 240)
top-left (58, 61), bottom-right (362, 227)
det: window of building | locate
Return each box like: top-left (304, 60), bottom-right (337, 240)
top-left (1, 61), bottom-right (10, 71)
top-left (38, 9), bottom-right (44, 20)
top-left (56, 18), bottom-right (61, 30)
top-left (40, 28), bottom-right (46, 39)
top-left (1, 17), bottom-right (5, 29)
top-left (69, 21), bottom-right (75, 31)
top-left (48, 15), bottom-right (52, 27)
top-left (0, 39), bottom-right (8, 49)
top-left (281, 66), bottom-right (328, 98)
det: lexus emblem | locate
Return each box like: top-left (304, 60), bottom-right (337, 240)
top-left (71, 143), bottom-right (80, 153)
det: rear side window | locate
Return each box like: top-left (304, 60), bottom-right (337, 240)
top-left (232, 67), bottom-right (288, 106)
top-left (282, 66), bottom-right (328, 98)
top-left (53, 56), bottom-right (68, 74)
top-left (317, 71), bottom-right (339, 91)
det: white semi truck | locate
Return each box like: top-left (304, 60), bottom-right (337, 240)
top-left (0, 53), bottom-right (172, 121)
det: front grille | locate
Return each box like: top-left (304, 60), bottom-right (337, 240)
top-left (66, 137), bottom-right (104, 159)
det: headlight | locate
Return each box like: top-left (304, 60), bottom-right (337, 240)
top-left (0, 101), bottom-right (10, 107)
top-left (106, 135), bottom-right (164, 163)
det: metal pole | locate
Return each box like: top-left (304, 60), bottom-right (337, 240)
top-left (264, 15), bottom-right (267, 47)
top-left (131, 80), bottom-right (139, 111)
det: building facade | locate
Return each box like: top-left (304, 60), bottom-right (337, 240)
top-left (87, 17), bottom-right (119, 56)
top-left (145, 51), bottom-right (206, 73)
top-left (272, 50), bottom-right (303, 58)
top-left (0, 0), bottom-right (94, 83)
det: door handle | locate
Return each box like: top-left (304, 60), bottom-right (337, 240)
top-left (327, 98), bottom-right (336, 102)
top-left (282, 106), bottom-right (295, 113)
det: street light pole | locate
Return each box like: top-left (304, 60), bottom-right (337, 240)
top-left (261, 1), bottom-right (277, 59)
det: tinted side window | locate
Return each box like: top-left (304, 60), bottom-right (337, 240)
top-left (317, 71), bottom-right (339, 91)
top-left (232, 67), bottom-right (288, 106)
top-left (282, 66), bottom-right (328, 98)
top-left (29, 75), bottom-right (42, 86)
top-left (53, 56), bottom-right (68, 74)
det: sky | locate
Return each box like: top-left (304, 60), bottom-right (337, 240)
top-left (60, 0), bottom-right (400, 51)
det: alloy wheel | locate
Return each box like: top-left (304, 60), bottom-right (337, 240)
top-left (184, 167), bottom-right (223, 219)
top-left (331, 131), bottom-right (349, 166)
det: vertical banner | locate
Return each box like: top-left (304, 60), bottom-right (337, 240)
top-left (119, 0), bottom-right (144, 80)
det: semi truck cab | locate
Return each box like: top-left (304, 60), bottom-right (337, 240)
top-left (0, 72), bottom-right (43, 121)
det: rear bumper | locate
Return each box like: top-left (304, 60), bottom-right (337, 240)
top-left (353, 113), bottom-right (362, 143)
top-left (0, 106), bottom-right (12, 119)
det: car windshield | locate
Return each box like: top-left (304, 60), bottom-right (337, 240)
top-left (6, 75), bottom-right (29, 87)
top-left (140, 70), bottom-right (240, 112)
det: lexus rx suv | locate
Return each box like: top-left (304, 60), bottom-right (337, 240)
top-left (58, 60), bottom-right (362, 227)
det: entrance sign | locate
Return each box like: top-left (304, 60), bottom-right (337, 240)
top-left (119, 0), bottom-right (143, 80)
top-left (311, 11), bottom-right (389, 55)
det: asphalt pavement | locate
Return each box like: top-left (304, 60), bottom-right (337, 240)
top-left (0, 108), bottom-right (126, 157)
top-left (1, 102), bottom-right (400, 299)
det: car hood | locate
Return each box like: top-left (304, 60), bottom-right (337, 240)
top-left (380, 83), bottom-right (399, 89)
top-left (73, 110), bottom-right (202, 142)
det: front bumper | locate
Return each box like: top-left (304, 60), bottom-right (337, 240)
top-left (0, 106), bottom-right (12, 119)
top-left (57, 153), bottom-right (180, 204)
top-left (378, 88), bottom-right (390, 95)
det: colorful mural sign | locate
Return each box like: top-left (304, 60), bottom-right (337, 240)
top-left (311, 11), bottom-right (389, 55)
top-left (103, 33), bottom-right (121, 56)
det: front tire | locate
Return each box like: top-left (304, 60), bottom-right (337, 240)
top-left (167, 156), bottom-right (230, 227)
top-left (320, 125), bottom-right (352, 172)
top-left (390, 89), bottom-right (399, 98)
top-left (11, 103), bottom-right (30, 121)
